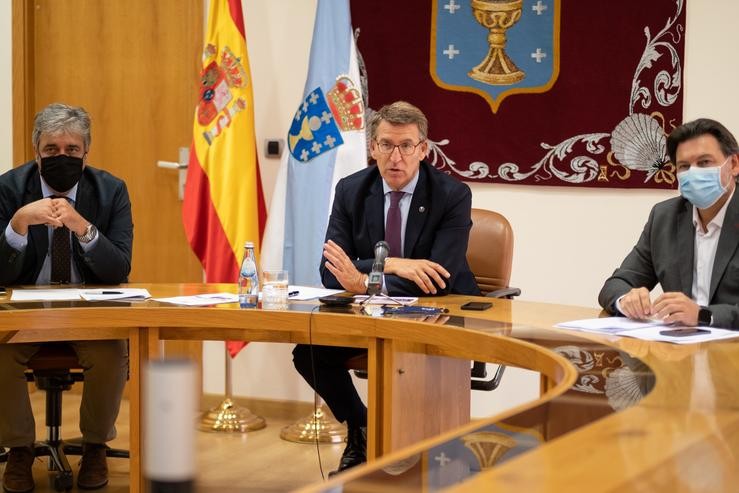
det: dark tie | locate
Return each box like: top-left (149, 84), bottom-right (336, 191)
top-left (385, 191), bottom-right (404, 258)
top-left (50, 196), bottom-right (71, 284)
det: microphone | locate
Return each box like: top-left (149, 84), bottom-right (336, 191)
top-left (367, 241), bottom-right (389, 295)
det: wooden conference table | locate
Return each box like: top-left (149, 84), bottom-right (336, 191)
top-left (1, 284), bottom-right (738, 492)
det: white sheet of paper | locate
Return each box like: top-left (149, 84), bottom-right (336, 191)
top-left (286, 285), bottom-right (343, 300)
top-left (353, 295), bottom-right (418, 305)
top-left (10, 288), bottom-right (82, 301)
top-left (79, 288), bottom-right (152, 301)
top-left (153, 293), bottom-right (239, 306)
top-left (556, 317), bottom-right (664, 334)
top-left (617, 326), bottom-right (739, 344)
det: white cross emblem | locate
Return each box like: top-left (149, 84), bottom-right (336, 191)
top-left (309, 92), bottom-right (319, 105)
top-left (444, 0), bottom-right (461, 14)
top-left (532, 1), bottom-right (548, 15)
top-left (443, 44), bottom-right (460, 60)
top-left (302, 101), bottom-right (309, 113)
top-left (320, 111), bottom-right (333, 124)
top-left (300, 149), bottom-right (310, 161)
top-left (311, 141), bottom-right (322, 154)
top-left (435, 452), bottom-right (451, 467)
top-left (531, 48), bottom-right (547, 63)
top-left (324, 135), bottom-right (336, 148)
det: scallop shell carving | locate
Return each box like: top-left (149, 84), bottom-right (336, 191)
top-left (604, 365), bottom-right (644, 411)
top-left (610, 114), bottom-right (668, 173)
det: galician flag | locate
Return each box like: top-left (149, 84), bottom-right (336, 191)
top-left (182, 0), bottom-right (265, 357)
top-left (261, 0), bottom-right (367, 285)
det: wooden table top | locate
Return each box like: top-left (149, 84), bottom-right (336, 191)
top-left (2, 284), bottom-right (738, 492)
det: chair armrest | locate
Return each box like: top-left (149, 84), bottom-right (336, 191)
top-left (486, 287), bottom-right (521, 299)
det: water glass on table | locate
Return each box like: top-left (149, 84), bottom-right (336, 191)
top-left (262, 270), bottom-right (289, 310)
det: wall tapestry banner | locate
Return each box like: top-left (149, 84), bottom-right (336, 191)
top-left (351, 0), bottom-right (686, 189)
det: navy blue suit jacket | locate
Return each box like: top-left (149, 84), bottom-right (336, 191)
top-left (0, 161), bottom-right (133, 285)
top-left (321, 161), bottom-right (480, 296)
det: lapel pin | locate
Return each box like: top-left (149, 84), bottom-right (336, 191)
top-left (419, 206), bottom-right (425, 213)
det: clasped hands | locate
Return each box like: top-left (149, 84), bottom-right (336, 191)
top-left (620, 287), bottom-right (700, 326)
top-left (10, 197), bottom-right (89, 236)
top-left (322, 240), bottom-right (450, 294)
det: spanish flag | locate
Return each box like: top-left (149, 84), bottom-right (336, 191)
top-left (183, 0), bottom-right (265, 357)
top-left (183, 0), bottom-right (266, 284)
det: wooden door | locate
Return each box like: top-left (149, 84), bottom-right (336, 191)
top-left (13, 0), bottom-right (205, 361)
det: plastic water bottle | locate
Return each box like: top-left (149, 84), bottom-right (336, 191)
top-left (238, 242), bottom-right (259, 308)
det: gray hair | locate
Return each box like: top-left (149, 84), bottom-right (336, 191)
top-left (368, 101), bottom-right (428, 141)
top-left (32, 103), bottom-right (92, 151)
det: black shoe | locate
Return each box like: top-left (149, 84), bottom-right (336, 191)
top-left (329, 426), bottom-right (367, 477)
top-left (77, 443), bottom-right (108, 490)
top-left (2, 446), bottom-right (34, 493)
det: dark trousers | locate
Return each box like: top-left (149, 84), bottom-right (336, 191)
top-left (292, 344), bottom-right (367, 429)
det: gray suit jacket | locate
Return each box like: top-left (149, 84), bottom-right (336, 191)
top-left (0, 161), bottom-right (133, 285)
top-left (598, 191), bottom-right (739, 329)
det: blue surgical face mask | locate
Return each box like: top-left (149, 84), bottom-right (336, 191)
top-left (677, 157), bottom-right (730, 209)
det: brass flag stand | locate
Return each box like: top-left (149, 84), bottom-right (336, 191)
top-left (280, 394), bottom-right (346, 443)
top-left (199, 344), bottom-right (266, 433)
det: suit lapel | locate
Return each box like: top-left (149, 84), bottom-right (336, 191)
top-left (709, 190), bottom-right (739, 300)
top-left (365, 176), bottom-right (385, 245)
top-left (74, 173), bottom-right (97, 226)
top-left (404, 167), bottom-right (428, 257)
top-left (676, 199), bottom-right (695, 295)
top-left (24, 170), bottom-right (48, 270)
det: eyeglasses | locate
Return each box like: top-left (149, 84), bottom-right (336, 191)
top-left (374, 140), bottom-right (424, 156)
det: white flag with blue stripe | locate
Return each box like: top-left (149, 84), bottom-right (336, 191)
top-left (261, 0), bottom-right (367, 286)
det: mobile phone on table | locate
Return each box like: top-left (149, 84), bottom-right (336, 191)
top-left (460, 301), bottom-right (492, 311)
top-left (659, 328), bottom-right (710, 337)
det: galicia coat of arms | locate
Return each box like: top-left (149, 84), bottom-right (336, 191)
top-left (431, 0), bottom-right (560, 112)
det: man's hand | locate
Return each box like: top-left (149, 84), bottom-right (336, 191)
top-left (619, 287), bottom-right (653, 320)
top-left (9, 198), bottom-right (63, 235)
top-left (323, 240), bottom-right (366, 294)
top-left (384, 257), bottom-right (450, 295)
top-left (653, 292), bottom-right (700, 326)
top-left (51, 197), bottom-right (89, 235)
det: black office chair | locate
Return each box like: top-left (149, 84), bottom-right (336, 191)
top-left (0, 343), bottom-right (128, 492)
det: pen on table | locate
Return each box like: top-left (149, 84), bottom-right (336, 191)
top-left (288, 291), bottom-right (300, 298)
top-left (101, 291), bottom-right (123, 295)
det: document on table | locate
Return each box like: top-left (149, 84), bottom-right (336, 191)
top-left (79, 288), bottom-right (151, 301)
top-left (286, 285), bottom-right (343, 300)
top-left (556, 316), bottom-right (739, 344)
top-left (353, 295), bottom-right (418, 305)
top-left (556, 317), bottom-right (664, 334)
top-left (153, 293), bottom-right (240, 306)
top-left (10, 288), bottom-right (83, 301)
top-left (10, 288), bottom-right (152, 302)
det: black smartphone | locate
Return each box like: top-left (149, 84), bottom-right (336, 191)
top-left (318, 295), bottom-right (354, 307)
top-left (659, 328), bottom-right (710, 337)
top-left (461, 301), bottom-right (492, 311)
top-left (0, 286), bottom-right (5, 294)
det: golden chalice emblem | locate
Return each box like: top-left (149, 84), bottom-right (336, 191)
top-left (468, 0), bottom-right (525, 85)
top-left (461, 431), bottom-right (516, 469)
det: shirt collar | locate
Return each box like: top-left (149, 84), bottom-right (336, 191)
top-left (382, 169), bottom-right (420, 196)
top-left (692, 187), bottom-right (734, 233)
top-left (40, 176), bottom-right (78, 203)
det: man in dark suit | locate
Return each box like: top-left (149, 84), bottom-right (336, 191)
top-left (293, 101), bottom-right (479, 475)
top-left (599, 118), bottom-right (739, 329)
top-left (0, 103), bottom-right (132, 492)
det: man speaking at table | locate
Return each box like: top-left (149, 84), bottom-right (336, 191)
top-left (0, 103), bottom-right (132, 492)
top-left (293, 101), bottom-right (479, 475)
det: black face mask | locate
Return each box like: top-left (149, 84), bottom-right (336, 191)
top-left (39, 155), bottom-right (84, 193)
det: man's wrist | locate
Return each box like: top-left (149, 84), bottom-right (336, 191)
top-left (362, 274), bottom-right (369, 294)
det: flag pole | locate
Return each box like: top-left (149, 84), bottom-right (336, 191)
top-left (198, 343), bottom-right (266, 432)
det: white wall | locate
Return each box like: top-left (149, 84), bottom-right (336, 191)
top-left (204, 0), bottom-right (739, 418)
top-left (0, 1), bottom-right (12, 173)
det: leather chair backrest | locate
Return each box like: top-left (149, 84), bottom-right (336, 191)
top-left (466, 208), bottom-right (514, 295)
top-left (26, 343), bottom-right (81, 371)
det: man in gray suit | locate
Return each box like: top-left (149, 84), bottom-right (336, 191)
top-left (599, 118), bottom-right (739, 329)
